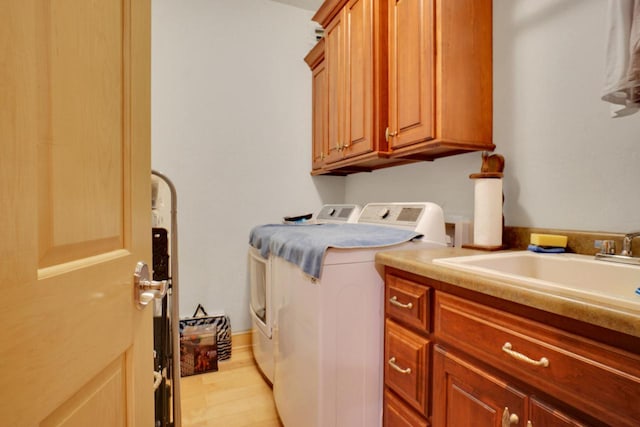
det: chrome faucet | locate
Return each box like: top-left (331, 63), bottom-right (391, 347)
top-left (621, 231), bottom-right (640, 256)
top-left (595, 231), bottom-right (640, 265)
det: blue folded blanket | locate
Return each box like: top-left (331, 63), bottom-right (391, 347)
top-left (249, 223), bottom-right (423, 279)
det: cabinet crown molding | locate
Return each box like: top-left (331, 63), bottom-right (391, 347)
top-left (312, 0), bottom-right (348, 27)
top-left (304, 38), bottom-right (325, 69)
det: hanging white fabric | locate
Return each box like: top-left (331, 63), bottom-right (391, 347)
top-left (602, 0), bottom-right (640, 117)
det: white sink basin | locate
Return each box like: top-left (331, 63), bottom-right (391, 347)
top-left (433, 251), bottom-right (640, 311)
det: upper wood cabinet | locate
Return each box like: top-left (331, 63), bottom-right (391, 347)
top-left (307, 0), bottom-right (495, 175)
top-left (387, 0), bottom-right (434, 151)
top-left (304, 39), bottom-right (329, 171)
top-left (387, 0), bottom-right (494, 159)
top-left (310, 0), bottom-right (409, 175)
top-left (323, 9), bottom-right (348, 165)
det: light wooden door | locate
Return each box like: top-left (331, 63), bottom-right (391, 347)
top-left (388, 0), bottom-right (435, 149)
top-left (0, 1), bottom-right (153, 426)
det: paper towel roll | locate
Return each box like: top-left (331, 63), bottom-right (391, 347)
top-left (473, 178), bottom-right (503, 247)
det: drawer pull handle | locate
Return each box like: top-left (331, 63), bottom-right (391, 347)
top-left (388, 357), bottom-right (411, 374)
top-left (389, 296), bottom-right (413, 309)
top-left (502, 342), bottom-right (549, 368)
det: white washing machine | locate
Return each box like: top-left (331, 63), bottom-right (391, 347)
top-left (271, 202), bottom-right (448, 427)
top-left (248, 204), bottom-right (361, 384)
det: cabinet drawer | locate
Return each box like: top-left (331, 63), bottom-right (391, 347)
top-left (385, 319), bottom-right (430, 417)
top-left (384, 388), bottom-right (429, 427)
top-left (385, 274), bottom-right (430, 332)
top-left (435, 292), bottom-right (640, 426)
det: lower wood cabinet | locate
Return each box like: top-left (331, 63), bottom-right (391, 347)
top-left (384, 389), bottom-right (429, 427)
top-left (432, 345), bottom-right (526, 427)
top-left (432, 345), bottom-right (588, 427)
top-left (382, 269), bottom-right (640, 427)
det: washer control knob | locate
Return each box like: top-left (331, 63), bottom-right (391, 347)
top-left (378, 208), bottom-right (390, 219)
top-left (328, 208), bottom-right (336, 216)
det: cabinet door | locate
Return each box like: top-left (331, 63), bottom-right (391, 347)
top-left (433, 345), bottom-right (527, 427)
top-left (311, 56), bottom-right (328, 169)
top-left (529, 398), bottom-right (589, 427)
top-left (343, 0), bottom-right (374, 159)
top-left (324, 11), bottom-right (346, 164)
top-left (388, 0), bottom-right (434, 149)
top-left (439, 0), bottom-right (493, 144)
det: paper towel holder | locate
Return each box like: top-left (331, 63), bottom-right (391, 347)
top-left (462, 153), bottom-right (507, 251)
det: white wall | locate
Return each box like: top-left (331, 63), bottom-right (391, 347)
top-left (152, 0), bottom-right (344, 331)
top-left (153, 0), bottom-right (640, 332)
top-left (347, 0), bottom-right (640, 233)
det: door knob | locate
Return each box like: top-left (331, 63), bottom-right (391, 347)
top-left (134, 261), bottom-right (168, 309)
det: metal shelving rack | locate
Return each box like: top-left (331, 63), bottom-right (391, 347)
top-left (151, 170), bottom-right (181, 427)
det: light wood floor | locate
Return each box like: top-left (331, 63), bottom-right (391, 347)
top-left (180, 343), bottom-right (283, 427)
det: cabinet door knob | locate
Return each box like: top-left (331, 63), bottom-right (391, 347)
top-left (385, 127), bottom-right (398, 141)
top-left (501, 407), bottom-right (519, 426)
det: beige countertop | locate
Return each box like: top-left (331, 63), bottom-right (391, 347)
top-left (376, 247), bottom-right (640, 339)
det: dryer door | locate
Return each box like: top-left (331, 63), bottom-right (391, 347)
top-left (248, 247), bottom-right (271, 338)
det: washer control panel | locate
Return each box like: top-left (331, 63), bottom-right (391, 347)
top-left (315, 204), bottom-right (361, 223)
top-left (357, 202), bottom-right (447, 244)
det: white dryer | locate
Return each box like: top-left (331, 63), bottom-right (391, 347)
top-left (271, 202), bottom-right (448, 427)
top-left (248, 204), bottom-right (361, 384)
